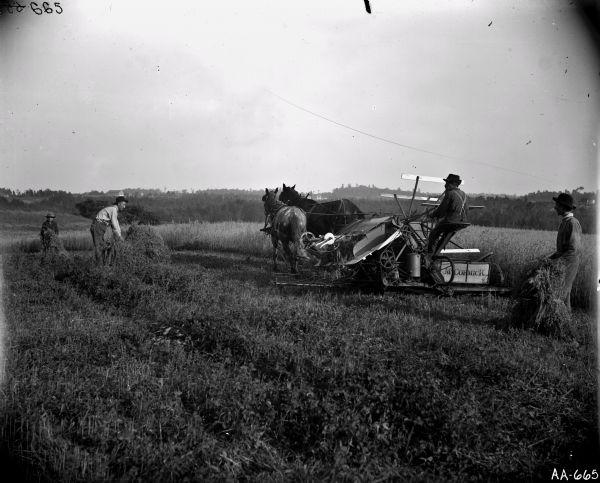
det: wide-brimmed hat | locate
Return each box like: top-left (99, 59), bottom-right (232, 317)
top-left (443, 174), bottom-right (462, 185)
top-left (552, 193), bottom-right (576, 210)
top-left (115, 192), bottom-right (128, 204)
top-left (45, 212), bottom-right (55, 218)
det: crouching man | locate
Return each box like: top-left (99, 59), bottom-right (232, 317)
top-left (90, 193), bottom-right (128, 265)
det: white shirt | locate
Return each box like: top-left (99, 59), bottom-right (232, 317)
top-left (96, 205), bottom-right (122, 237)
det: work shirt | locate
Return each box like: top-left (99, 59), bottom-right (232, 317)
top-left (40, 220), bottom-right (59, 236)
top-left (551, 212), bottom-right (582, 259)
top-left (431, 187), bottom-right (468, 224)
top-left (95, 205), bottom-right (122, 238)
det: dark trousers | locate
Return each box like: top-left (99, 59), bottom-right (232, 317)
top-left (40, 232), bottom-right (57, 263)
top-left (428, 222), bottom-right (455, 254)
top-left (90, 220), bottom-right (110, 264)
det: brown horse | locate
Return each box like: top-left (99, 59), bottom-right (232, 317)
top-left (279, 183), bottom-right (365, 235)
top-left (262, 188), bottom-right (307, 273)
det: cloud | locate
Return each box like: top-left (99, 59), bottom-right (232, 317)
top-left (1, 0), bottom-right (598, 194)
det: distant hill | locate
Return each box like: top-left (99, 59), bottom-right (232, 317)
top-left (0, 185), bottom-right (596, 233)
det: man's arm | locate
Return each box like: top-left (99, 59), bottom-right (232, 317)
top-left (566, 219), bottom-right (582, 254)
top-left (109, 208), bottom-right (122, 239)
top-left (430, 192), bottom-right (449, 219)
top-left (549, 221), bottom-right (573, 259)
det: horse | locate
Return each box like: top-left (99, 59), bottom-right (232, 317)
top-left (262, 188), bottom-right (307, 274)
top-left (279, 183), bottom-right (365, 236)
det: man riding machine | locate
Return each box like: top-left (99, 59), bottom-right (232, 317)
top-left (424, 174), bottom-right (470, 283)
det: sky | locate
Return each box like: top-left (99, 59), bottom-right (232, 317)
top-left (1, 0), bottom-right (599, 195)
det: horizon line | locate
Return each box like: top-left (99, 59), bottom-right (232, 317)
top-left (1, 185), bottom-right (597, 198)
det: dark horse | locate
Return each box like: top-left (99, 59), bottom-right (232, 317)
top-left (262, 188), bottom-right (307, 273)
top-left (279, 184), bottom-right (365, 236)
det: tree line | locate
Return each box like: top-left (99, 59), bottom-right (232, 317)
top-left (0, 187), bottom-right (596, 233)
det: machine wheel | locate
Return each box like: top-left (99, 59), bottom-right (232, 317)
top-left (378, 247), bottom-right (399, 287)
top-left (430, 255), bottom-right (454, 285)
top-left (300, 232), bottom-right (317, 249)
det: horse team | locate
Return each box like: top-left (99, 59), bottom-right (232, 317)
top-left (262, 184), bottom-right (364, 273)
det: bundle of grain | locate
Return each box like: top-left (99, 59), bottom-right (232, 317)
top-left (41, 232), bottom-right (69, 263)
top-left (510, 258), bottom-right (573, 338)
top-left (109, 224), bottom-right (169, 268)
top-left (48, 232), bottom-right (67, 255)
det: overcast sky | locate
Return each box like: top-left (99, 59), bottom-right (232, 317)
top-left (1, 0), bottom-right (599, 195)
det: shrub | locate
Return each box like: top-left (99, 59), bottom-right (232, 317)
top-left (120, 205), bottom-right (161, 226)
top-left (74, 198), bottom-right (106, 219)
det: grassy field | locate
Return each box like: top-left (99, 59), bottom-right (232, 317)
top-left (0, 210), bottom-right (92, 253)
top-left (453, 226), bottom-right (597, 310)
top-left (0, 218), bottom-right (598, 481)
top-left (10, 218), bottom-right (595, 309)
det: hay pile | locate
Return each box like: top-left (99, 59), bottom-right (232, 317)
top-left (53, 225), bottom-right (169, 283)
top-left (48, 233), bottom-right (67, 254)
top-left (510, 258), bottom-right (573, 338)
top-left (114, 224), bottom-right (170, 266)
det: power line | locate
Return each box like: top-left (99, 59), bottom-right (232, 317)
top-left (267, 90), bottom-right (556, 183)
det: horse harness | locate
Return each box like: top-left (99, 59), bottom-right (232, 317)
top-left (265, 197), bottom-right (288, 218)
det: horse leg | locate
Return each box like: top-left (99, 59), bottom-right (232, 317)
top-left (291, 244), bottom-right (298, 274)
top-left (282, 241), bottom-right (296, 273)
top-left (291, 240), bottom-right (304, 273)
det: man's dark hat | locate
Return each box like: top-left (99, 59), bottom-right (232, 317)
top-left (115, 195), bottom-right (128, 204)
top-left (45, 212), bottom-right (55, 218)
top-left (552, 193), bottom-right (576, 210)
top-left (443, 173), bottom-right (462, 185)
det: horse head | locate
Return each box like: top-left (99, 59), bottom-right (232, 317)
top-left (263, 188), bottom-right (282, 215)
top-left (280, 183), bottom-right (300, 205)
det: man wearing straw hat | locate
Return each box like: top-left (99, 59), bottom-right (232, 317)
top-left (426, 173), bottom-right (468, 255)
top-left (90, 193), bottom-right (128, 265)
top-left (548, 192), bottom-right (582, 310)
top-left (40, 212), bottom-right (59, 262)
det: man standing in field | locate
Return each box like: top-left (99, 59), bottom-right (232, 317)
top-left (426, 173), bottom-right (468, 255)
top-left (90, 193), bottom-right (128, 265)
top-left (40, 212), bottom-right (59, 262)
top-left (548, 192), bottom-right (582, 310)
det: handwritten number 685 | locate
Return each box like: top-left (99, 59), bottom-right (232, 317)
top-left (30, 2), bottom-right (62, 14)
